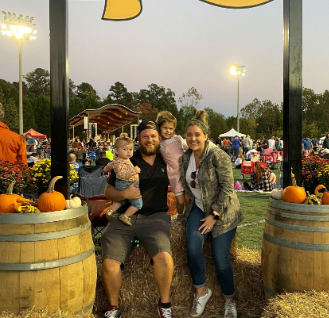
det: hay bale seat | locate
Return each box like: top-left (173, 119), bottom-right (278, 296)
top-left (92, 219), bottom-right (265, 318)
top-left (261, 290), bottom-right (329, 318)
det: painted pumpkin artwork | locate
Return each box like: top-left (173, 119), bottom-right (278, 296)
top-left (102, 0), bottom-right (272, 21)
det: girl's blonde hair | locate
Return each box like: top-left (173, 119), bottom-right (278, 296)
top-left (156, 111), bottom-right (177, 128)
top-left (114, 133), bottom-right (133, 148)
top-left (186, 110), bottom-right (210, 135)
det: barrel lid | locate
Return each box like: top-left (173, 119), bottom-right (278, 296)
top-left (0, 204), bottom-right (88, 224)
top-left (269, 197), bottom-right (329, 213)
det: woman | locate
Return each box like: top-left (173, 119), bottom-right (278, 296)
top-left (251, 161), bottom-right (273, 192)
top-left (179, 110), bottom-right (243, 318)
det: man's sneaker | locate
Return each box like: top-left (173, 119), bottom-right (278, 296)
top-left (224, 300), bottom-right (237, 318)
top-left (157, 301), bottom-right (173, 318)
top-left (104, 308), bottom-right (121, 318)
top-left (190, 287), bottom-right (212, 317)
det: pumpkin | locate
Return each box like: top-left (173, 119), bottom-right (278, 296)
top-left (65, 195), bottom-right (82, 209)
top-left (271, 186), bottom-right (283, 200)
top-left (17, 205), bottom-right (40, 213)
top-left (314, 184), bottom-right (327, 195)
top-left (282, 186), bottom-right (307, 204)
top-left (37, 176), bottom-right (66, 212)
top-left (0, 181), bottom-right (24, 213)
top-left (322, 192), bottom-right (329, 205)
top-left (167, 192), bottom-right (177, 215)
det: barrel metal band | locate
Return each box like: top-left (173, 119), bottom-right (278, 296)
top-left (0, 205), bottom-right (88, 224)
top-left (266, 218), bottom-right (329, 232)
top-left (263, 232), bottom-right (329, 251)
top-left (269, 198), bottom-right (329, 213)
top-left (0, 246), bottom-right (95, 271)
top-left (0, 222), bottom-right (91, 242)
top-left (74, 298), bottom-right (95, 315)
top-left (262, 283), bottom-right (278, 297)
top-left (268, 208), bottom-right (329, 221)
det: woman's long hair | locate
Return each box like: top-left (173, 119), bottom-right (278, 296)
top-left (255, 161), bottom-right (265, 183)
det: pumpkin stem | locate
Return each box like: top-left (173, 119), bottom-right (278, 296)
top-left (47, 176), bottom-right (63, 193)
top-left (6, 181), bottom-right (16, 195)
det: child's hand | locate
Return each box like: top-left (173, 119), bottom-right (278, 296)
top-left (135, 166), bottom-right (141, 173)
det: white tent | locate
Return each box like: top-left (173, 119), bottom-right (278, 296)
top-left (219, 128), bottom-right (246, 138)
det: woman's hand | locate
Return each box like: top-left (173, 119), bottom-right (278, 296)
top-left (199, 215), bottom-right (216, 235)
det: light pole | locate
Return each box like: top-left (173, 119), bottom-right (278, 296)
top-left (230, 64), bottom-right (245, 133)
top-left (1, 12), bottom-right (37, 135)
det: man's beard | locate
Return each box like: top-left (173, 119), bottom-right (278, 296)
top-left (139, 140), bottom-right (160, 155)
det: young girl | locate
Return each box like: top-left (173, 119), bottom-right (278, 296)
top-left (156, 111), bottom-right (188, 214)
top-left (103, 133), bottom-right (142, 226)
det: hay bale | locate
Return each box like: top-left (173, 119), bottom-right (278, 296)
top-left (0, 308), bottom-right (93, 318)
top-left (261, 290), bottom-right (329, 318)
top-left (94, 219), bottom-right (265, 317)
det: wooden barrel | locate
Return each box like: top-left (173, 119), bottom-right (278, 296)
top-left (262, 197), bottom-right (329, 298)
top-left (0, 204), bottom-right (96, 315)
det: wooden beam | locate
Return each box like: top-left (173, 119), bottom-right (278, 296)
top-left (283, 0), bottom-right (302, 187)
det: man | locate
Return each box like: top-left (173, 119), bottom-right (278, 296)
top-left (323, 134), bottom-right (329, 149)
top-left (232, 136), bottom-right (240, 159)
top-left (261, 136), bottom-right (268, 154)
top-left (96, 151), bottom-right (111, 167)
top-left (26, 133), bottom-right (36, 153)
top-left (101, 121), bottom-right (174, 318)
top-left (242, 135), bottom-right (251, 155)
top-left (303, 137), bottom-right (313, 157)
top-left (0, 103), bottom-right (27, 165)
top-left (268, 136), bottom-right (276, 150)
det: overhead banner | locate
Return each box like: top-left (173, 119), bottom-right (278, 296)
top-left (102, 0), bottom-right (272, 21)
top-left (102, 0), bottom-right (142, 21)
top-left (199, 0), bottom-right (273, 8)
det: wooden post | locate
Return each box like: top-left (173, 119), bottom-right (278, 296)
top-left (283, 0), bottom-right (302, 187)
top-left (49, 0), bottom-right (70, 198)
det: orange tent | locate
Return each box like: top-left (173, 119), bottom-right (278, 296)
top-left (23, 128), bottom-right (47, 139)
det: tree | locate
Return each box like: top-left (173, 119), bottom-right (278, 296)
top-left (23, 96), bottom-right (35, 131)
top-left (204, 107), bottom-right (228, 141)
top-left (107, 82), bottom-right (133, 108)
top-left (176, 105), bottom-right (197, 135)
top-left (0, 87), bottom-right (19, 132)
top-left (31, 95), bottom-right (51, 136)
top-left (24, 68), bottom-right (50, 97)
top-left (137, 103), bottom-right (158, 121)
top-left (76, 82), bottom-right (99, 100)
top-left (178, 87), bottom-right (203, 109)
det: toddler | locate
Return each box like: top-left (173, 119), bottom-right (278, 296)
top-left (103, 133), bottom-right (142, 226)
top-left (156, 111), bottom-right (188, 214)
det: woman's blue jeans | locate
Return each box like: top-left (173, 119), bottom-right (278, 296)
top-left (186, 205), bottom-right (236, 298)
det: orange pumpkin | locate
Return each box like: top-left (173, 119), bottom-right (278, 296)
top-left (282, 186), bottom-right (307, 204)
top-left (167, 192), bottom-right (177, 215)
top-left (37, 176), bottom-right (66, 212)
top-left (0, 181), bottom-right (23, 213)
top-left (314, 184), bottom-right (327, 195)
top-left (322, 192), bottom-right (329, 205)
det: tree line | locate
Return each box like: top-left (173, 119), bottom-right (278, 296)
top-left (0, 67), bottom-right (328, 141)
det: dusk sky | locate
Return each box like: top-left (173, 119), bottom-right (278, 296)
top-left (1, 0), bottom-right (328, 117)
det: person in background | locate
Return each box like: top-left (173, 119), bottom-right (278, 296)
top-left (75, 145), bottom-right (85, 162)
top-left (81, 159), bottom-right (90, 167)
top-left (0, 104), bottom-right (27, 166)
top-left (69, 153), bottom-right (81, 172)
top-left (268, 136), bottom-right (276, 150)
top-left (96, 151), bottom-right (112, 168)
top-left (251, 161), bottom-right (273, 192)
top-left (26, 133), bottom-right (36, 153)
top-left (303, 137), bottom-right (313, 157)
top-left (242, 135), bottom-right (251, 156)
top-left (232, 136), bottom-right (240, 159)
top-left (234, 154), bottom-right (243, 168)
top-left (180, 110), bottom-right (242, 318)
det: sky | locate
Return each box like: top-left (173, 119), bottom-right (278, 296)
top-left (1, 0), bottom-right (329, 117)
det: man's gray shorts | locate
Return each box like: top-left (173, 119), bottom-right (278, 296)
top-left (101, 212), bottom-right (172, 267)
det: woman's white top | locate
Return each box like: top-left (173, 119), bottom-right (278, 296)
top-left (185, 152), bottom-right (204, 211)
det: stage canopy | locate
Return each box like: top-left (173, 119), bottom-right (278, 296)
top-left (69, 104), bottom-right (141, 133)
top-left (23, 128), bottom-right (47, 139)
top-left (219, 128), bottom-right (246, 138)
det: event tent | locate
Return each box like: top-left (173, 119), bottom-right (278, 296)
top-left (219, 128), bottom-right (246, 138)
top-left (23, 128), bottom-right (47, 139)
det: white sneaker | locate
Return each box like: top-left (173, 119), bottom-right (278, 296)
top-left (224, 300), bottom-right (237, 318)
top-left (190, 287), bottom-right (212, 317)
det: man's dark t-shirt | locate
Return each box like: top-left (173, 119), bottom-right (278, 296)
top-left (262, 139), bottom-right (268, 149)
top-left (107, 149), bottom-right (169, 216)
top-left (96, 157), bottom-right (111, 167)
